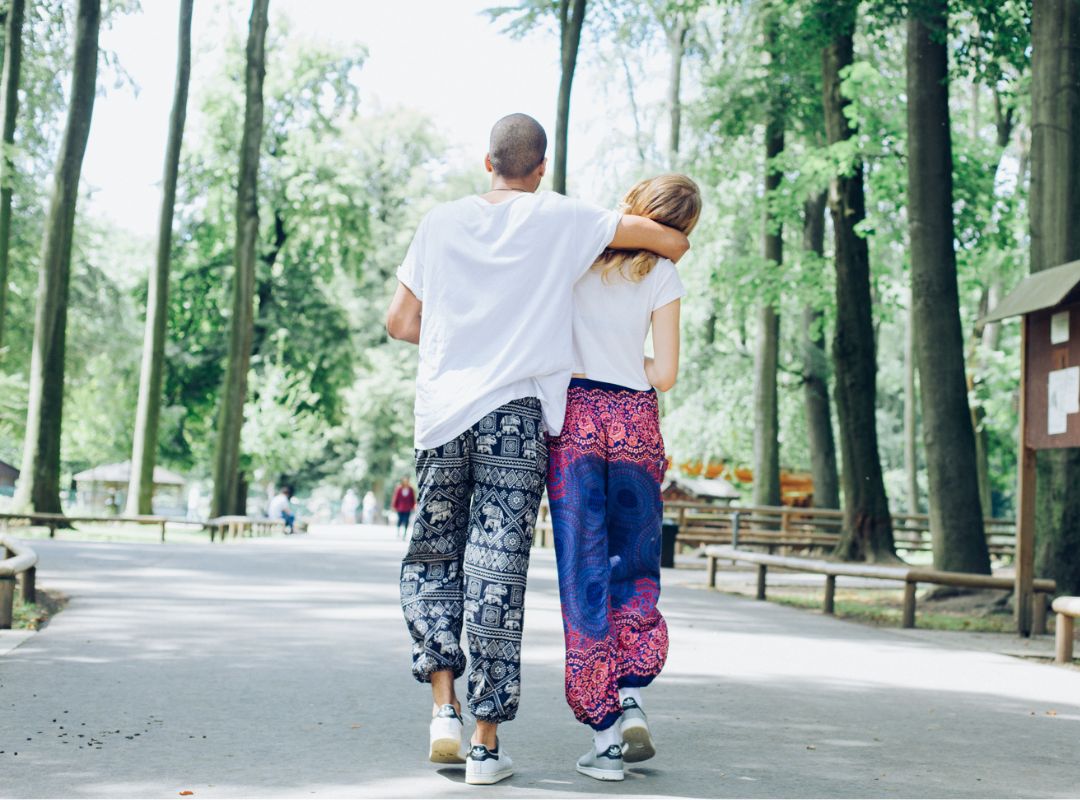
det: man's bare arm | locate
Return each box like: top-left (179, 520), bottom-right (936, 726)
top-left (609, 215), bottom-right (691, 263)
top-left (386, 282), bottom-right (422, 345)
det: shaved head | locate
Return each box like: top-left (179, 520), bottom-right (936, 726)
top-left (488, 114), bottom-right (547, 179)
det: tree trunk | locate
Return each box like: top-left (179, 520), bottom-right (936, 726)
top-left (904, 295), bottom-right (919, 514)
top-left (211, 0), bottom-right (269, 518)
top-left (820, 0), bottom-right (896, 561)
top-left (753, 14), bottom-right (783, 508)
top-left (1030, 0), bottom-right (1080, 595)
top-left (666, 18), bottom-right (687, 168)
top-left (0, 0), bottom-right (25, 355)
top-left (801, 191), bottom-right (839, 509)
top-left (553, 0), bottom-right (586, 195)
top-left (906, 1), bottom-right (991, 574)
top-left (13, 0), bottom-right (100, 514)
top-left (126, 0), bottom-right (193, 517)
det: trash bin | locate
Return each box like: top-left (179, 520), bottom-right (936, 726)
top-left (661, 521), bottom-right (679, 569)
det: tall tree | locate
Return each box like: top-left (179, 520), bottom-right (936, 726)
top-left (801, 190), bottom-right (839, 509)
top-left (906, 0), bottom-right (991, 574)
top-left (125, 0), bottom-right (193, 516)
top-left (0, 0), bottom-right (25, 355)
top-left (13, 0), bottom-right (99, 514)
top-left (1030, 0), bottom-right (1080, 595)
top-left (819, 0), bottom-right (895, 561)
top-left (211, 0), bottom-right (269, 518)
top-left (554, 0), bottom-right (586, 194)
top-left (903, 297), bottom-right (919, 513)
top-left (752, 10), bottom-right (783, 508)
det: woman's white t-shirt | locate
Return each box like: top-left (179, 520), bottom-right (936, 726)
top-left (572, 258), bottom-right (685, 391)
top-left (397, 191), bottom-right (621, 450)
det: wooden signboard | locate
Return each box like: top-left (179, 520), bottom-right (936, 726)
top-left (1024, 302), bottom-right (1080, 449)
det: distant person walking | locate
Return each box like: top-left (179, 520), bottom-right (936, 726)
top-left (341, 488), bottom-right (360, 524)
top-left (391, 476), bottom-right (417, 539)
top-left (268, 485), bottom-right (296, 534)
top-left (361, 490), bottom-right (378, 525)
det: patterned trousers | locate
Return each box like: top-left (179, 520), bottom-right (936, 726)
top-left (546, 379), bottom-right (670, 731)
top-left (400, 397), bottom-right (547, 723)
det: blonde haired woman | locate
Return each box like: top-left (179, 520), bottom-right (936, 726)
top-left (546, 174), bottom-right (701, 781)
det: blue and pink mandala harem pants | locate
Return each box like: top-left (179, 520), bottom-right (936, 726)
top-left (546, 378), bottom-right (670, 731)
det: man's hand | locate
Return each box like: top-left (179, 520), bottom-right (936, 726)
top-left (610, 215), bottom-right (691, 263)
top-left (386, 282), bottom-right (422, 344)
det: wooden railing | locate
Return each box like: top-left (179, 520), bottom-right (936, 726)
top-left (0, 536), bottom-right (38, 629)
top-left (667, 501), bottom-right (1017, 559)
top-left (1051, 596), bottom-right (1080, 663)
top-left (0, 511), bottom-right (284, 543)
top-left (707, 545), bottom-right (1054, 632)
top-left (534, 499), bottom-right (1017, 559)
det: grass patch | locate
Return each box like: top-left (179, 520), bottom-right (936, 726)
top-left (12, 589), bottom-right (67, 631)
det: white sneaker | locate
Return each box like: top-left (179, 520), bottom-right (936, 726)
top-left (576, 744), bottom-right (625, 781)
top-left (465, 741), bottom-right (514, 785)
top-left (619, 697), bottom-right (655, 763)
top-left (429, 704), bottom-right (465, 764)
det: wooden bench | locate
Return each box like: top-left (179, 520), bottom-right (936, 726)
top-left (0, 536), bottom-right (38, 629)
top-left (706, 546), bottom-right (1055, 632)
top-left (1052, 596), bottom-right (1080, 663)
top-left (206, 516), bottom-right (286, 542)
top-left (0, 511), bottom-right (204, 543)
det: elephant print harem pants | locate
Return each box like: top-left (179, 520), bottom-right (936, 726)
top-left (400, 397), bottom-right (547, 723)
top-left (546, 379), bottom-right (670, 731)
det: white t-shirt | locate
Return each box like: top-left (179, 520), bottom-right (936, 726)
top-left (397, 191), bottom-right (621, 450)
top-left (572, 258), bottom-right (685, 391)
top-left (267, 494), bottom-right (292, 519)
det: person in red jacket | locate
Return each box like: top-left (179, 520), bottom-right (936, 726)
top-left (392, 476), bottom-right (417, 540)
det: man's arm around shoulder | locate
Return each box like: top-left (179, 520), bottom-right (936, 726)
top-left (610, 216), bottom-right (690, 263)
top-left (386, 282), bottom-right (422, 345)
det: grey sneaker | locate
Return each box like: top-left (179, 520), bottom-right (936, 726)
top-left (576, 744), bottom-right (625, 781)
top-left (428, 704), bottom-right (465, 764)
top-left (619, 697), bottom-right (656, 763)
top-left (465, 741), bottom-right (514, 785)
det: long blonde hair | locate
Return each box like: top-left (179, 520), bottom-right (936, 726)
top-left (594, 174), bottom-right (702, 282)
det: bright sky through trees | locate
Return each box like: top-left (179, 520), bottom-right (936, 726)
top-left (83, 0), bottom-right (667, 237)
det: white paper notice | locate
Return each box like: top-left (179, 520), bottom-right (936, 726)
top-left (1048, 366), bottom-right (1080, 435)
top-left (1051, 311), bottom-right (1070, 345)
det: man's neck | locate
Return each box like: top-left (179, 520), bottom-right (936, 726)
top-left (489, 176), bottom-right (536, 193)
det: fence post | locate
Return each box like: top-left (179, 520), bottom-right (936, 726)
top-left (0, 576), bottom-right (14, 629)
top-left (824, 575), bottom-right (836, 615)
top-left (732, 511), bottom-right (741, 549)
top-left (902, 581), bottom-right (917, 628)
top-left (756, 563), bottom-right (767, 600)
top-left (22, 566), bottom-right (35, 605)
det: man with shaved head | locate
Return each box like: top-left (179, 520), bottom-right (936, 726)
top-left (386, 113), bottom-right (688, 785)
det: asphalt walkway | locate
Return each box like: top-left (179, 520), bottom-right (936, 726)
top-left (2, 525), bottom-right (1078, 798)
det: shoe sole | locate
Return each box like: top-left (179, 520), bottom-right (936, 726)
top-left (429, 736), bottom-right (465, 764)
top-left (576, 764), bottom-right (625, 781)
top-left (465, 768), bottom-right (514, 785)
top-left (621, 720), bottom-right (656, 763)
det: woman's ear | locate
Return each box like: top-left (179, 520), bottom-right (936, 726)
top-left (484, 154), bottom-right (494, 173)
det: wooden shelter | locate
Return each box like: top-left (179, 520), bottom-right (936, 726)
top-left (73, 461), bottom-right (185, 514)
top-left (983, 259), bottom-right (1080, 635)
top-left (0, 460), bottom-right (18, 494)
top-left (662, 475), bottom-right (741, 505)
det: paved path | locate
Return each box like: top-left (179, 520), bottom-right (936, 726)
top-left (2, 526), bottom-right (1078, 798)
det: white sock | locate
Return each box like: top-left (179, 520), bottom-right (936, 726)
top-left (618, 687), bottom-right (643, 708)
top-left (594, 725), bottom-right (621, 753)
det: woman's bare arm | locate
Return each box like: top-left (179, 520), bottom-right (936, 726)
top-left (644, 299), bottom-right (681, 392)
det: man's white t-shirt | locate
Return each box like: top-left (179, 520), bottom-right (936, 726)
top-left (397, 191), bottom-right (621, 450)
top-left (572, 258), bottom-right (685, 391)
